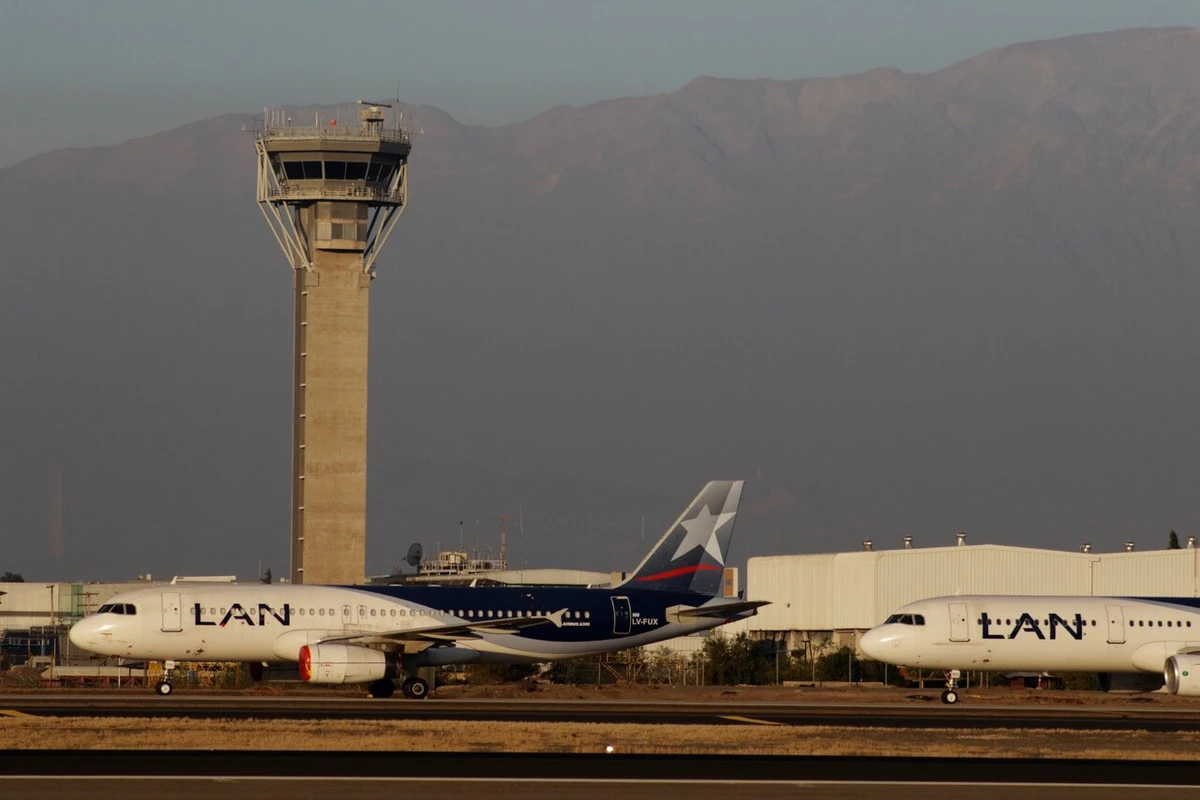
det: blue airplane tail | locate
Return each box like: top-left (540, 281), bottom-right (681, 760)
top-left (616, 481), bottom-right (744, 596)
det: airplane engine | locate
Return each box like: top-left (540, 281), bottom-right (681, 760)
top-left (1164, 654), bottom-right (1200, 695)
top-left (298, 644), bottom-right (388, 685)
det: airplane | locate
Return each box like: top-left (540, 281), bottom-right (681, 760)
top-left (70, 480), bottom-right (766, 699)
top-left (859, 594), bottom-right (1200, 704)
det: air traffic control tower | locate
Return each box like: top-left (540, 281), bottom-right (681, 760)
top-left (255, 102), bottom-right (412, 585)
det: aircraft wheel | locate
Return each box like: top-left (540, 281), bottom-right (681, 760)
top-left (403, 677), bottom-right (429, 700)
top-left (368, 678), bottom-right (395, 699)
top-left (941, 689), bottom-right (958, 705)
top-left (155, 681), bottom-right (173, 696)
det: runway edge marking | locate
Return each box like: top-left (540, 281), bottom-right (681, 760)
top-left (718, 715), bottom-right (784, 726)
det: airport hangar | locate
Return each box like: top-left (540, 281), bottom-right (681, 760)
top-left (720, 533), bottom-right (1200, 658)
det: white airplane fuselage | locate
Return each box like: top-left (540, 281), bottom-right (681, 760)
top-left (69, 583), bottom-right (743, 666)
top-left (859, 595), bottom-right (1200, 694)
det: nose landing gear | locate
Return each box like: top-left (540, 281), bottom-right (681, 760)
top-left (153, 661), bottom-right (177, 696)
top-left (940, 669), bottom-right (962, 704)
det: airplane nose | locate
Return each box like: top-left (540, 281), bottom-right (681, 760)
top-left (859, 627), bottom-right (889, 660)
top-left (69, 618), bottom-right (95, 650)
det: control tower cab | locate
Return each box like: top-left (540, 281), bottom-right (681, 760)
top-left (255, 101), bottom-right (412, 586)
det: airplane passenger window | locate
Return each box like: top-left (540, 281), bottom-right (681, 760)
top-left (1158, 621), bottom-right (1163, 627)
top-left (370, 609), bottom-right (376, 617)
top-left (1168, 621), bottom-right (1173, 627)
top-left (298, 609), bottom-right (304, 615)
top-left (487, 610), bottom-right (493, 618)
top-left (220, 608), bottom-right (227, 614)
top-left (585, 612), bottom-right (591, 619)
top-left (1138, 620), bottom-right (1143, 626)
top-left (319, 609), bottom-right (325, 616)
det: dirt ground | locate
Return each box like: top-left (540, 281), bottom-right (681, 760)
top-left (4, 667), bottom-right (1199, 709)
top-left (2, 716), bottom-right (1198, 759)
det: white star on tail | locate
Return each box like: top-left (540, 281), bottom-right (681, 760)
top-left (671, 504), bottom-right (736, 563)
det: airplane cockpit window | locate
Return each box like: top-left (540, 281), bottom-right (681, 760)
top-left (97, 604), bottom-right (114, 614)
top-left (913, 614), bottom-right (926, 625)
top-left (884, 614), bottom-right (927, 626)
top-left (123, 604), bottom-right (137, 615)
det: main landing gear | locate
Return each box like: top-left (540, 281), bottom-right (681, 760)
top-left (940, 669), bottom-right (961, 704)
top-left (367, 676), bottom-right (429, 699)
top-left (153, 660), bottom-right (177, 696)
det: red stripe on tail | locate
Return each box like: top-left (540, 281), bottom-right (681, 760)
top-left (634, 564), bottom-right (722, 582)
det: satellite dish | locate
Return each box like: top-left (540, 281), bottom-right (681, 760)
top-left (406, 543), bottom-right (423, 568)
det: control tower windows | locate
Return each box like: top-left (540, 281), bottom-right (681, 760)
top-left (324, 161), bottom-right (347, 180)
top-left (345, 162), bottom-right (368, 180)
top-left (302, 161), bottom-right (323, 179)
top-left (284, 162), bottom-right (304, 180)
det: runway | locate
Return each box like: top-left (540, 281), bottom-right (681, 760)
top-left (2, 752), bottom-right (1200, 799)
top-left (5, 694), bottom-right (1200, 731)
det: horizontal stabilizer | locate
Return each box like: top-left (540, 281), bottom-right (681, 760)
top-left (666, 600), bottom-right (769, 624)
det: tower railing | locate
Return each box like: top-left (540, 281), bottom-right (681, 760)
top-left (257, 126), bottom-right (411, 145)
top-left (262, 184), bottom-right (406, 204)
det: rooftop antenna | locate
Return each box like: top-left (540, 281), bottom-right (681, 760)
top-left (500, 514), bottom-right (508, 570)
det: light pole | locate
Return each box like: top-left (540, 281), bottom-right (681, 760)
top-left (45, 584), bottom-right (55, 683)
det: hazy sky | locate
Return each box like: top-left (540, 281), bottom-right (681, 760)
top-left (3, 0), bottom-right (1200, 167)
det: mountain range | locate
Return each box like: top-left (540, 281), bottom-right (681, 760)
top-left (4, 27), bottom-right (1200, 580)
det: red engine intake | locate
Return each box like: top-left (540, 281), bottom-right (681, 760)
top-left (297, 643), bottom-right (387, 685)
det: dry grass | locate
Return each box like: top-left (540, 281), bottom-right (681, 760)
top-left (3, 716), bottom-right (1200, 759)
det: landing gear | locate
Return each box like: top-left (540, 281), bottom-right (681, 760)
top-left (401, 676), bottom-right (429, 699)
top-left (941, 669), bottom-right (962, 704)
top-left (153, 660), bottom-right (176, 696)
top-left (368, 678), bottom-right (395, 699)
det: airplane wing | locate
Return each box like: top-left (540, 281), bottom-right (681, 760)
top-left (666, 600), bottom-right (769, 623)
top-left (315, 608), bottom-right (568, 649)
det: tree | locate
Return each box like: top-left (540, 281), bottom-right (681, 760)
top-left (695, 631), bottom-right (775, 685)
top-left (0, 572), bottom-right (24, 582)
top-left (260, 567), bottom-right (273, 584)
top-left (1169, 531), bottom-right (1181, 550)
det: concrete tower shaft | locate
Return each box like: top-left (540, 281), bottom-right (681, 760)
top-left (255, 103), bottom-right (412, 586)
